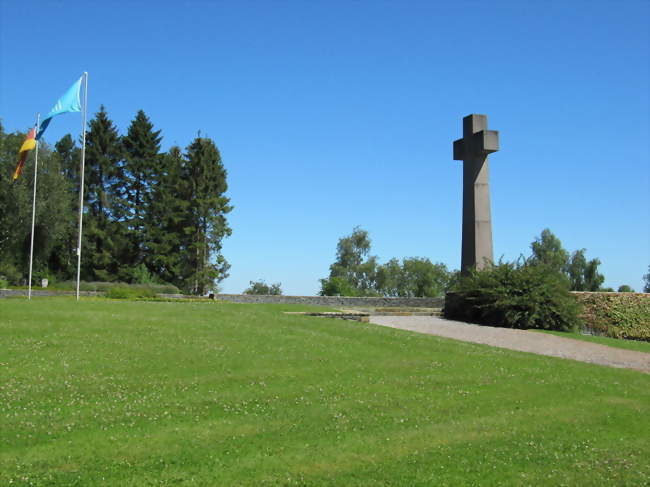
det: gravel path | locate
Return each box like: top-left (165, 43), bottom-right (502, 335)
top-left (370, 315), bottom-right (650, 374)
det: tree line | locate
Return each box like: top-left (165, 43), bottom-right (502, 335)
top-left (0, 109), bottom-right (231, 294)
top-left (318, 227), bottom-right (643, 297)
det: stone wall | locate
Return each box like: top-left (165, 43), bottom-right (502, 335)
top-left (0, 288), bottom-right (443, 308)
top-left (210, 294), bottom-right (444, 308)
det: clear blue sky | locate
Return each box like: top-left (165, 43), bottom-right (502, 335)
top-left (1, 1), bottom-right (649, 294)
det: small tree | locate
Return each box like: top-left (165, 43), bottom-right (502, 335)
top-left (644, 266), bottom-right (650, 293)
top-left (244, 280), bottom-right (282, 295)
top-left (617, 285), bottom-right (634, 293)
top-left (566, 249), bottom-right (604, 291)
top-left (319, 226), bottom-right (378, 296)
top-left (530, 228), bottom-right (569, 273)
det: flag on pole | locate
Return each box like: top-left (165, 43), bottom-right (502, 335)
top-left (12, 127), bottom-right (37, 180)
top-left (36, 76), bottom-right (82, 140)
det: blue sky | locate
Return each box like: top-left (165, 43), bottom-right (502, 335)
top-left (1, 0), bottom-right (648, 294)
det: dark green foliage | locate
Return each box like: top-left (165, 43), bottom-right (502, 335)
top-left (181, 136), bottom-right (232, 295)
top-left (243, 280), bottom-right (282, 295)
top-left (121, 110), bottom-right (162, 276)
top-left (445, 261), bottom-right (582, 332)
top-left (617, 285), bottom-right (634, 293)
top-left (0, 112), bottom-right (231, 293)
top-left (82, 106), bottom-right (126, 282)
top-left (0, 122), bottom-right (76, 285)
top-left (644, 266), bottom-right (650, 293)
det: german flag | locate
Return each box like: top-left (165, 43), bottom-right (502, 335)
top-left (12, 128), bottom-right (37, 180)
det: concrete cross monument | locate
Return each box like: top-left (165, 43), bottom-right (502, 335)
top-left (453, 114), bottom-right (499, 275)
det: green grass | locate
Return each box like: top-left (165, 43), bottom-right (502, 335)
top-left (1, 298), bottom-right (649, 486)
top-left (533, 329), bottom-right (650, 353)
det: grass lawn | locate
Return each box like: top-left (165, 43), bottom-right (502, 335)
top-left (532, 329), bottom-right (650, 354)
top-left (1, 298), bottom-right (649, 486)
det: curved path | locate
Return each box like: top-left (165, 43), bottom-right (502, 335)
top-left (370, 316), bottom-right (650, 374)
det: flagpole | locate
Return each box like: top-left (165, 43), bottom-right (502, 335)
top-left (27, 113), bottom-right (41, 300)
top-left (75, 72), bottom-right (88, 301)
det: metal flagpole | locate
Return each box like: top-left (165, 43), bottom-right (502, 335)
top-left (75, 72), bottom-right (88, 301)
top-left (27, 113), bottom-right (41, 300)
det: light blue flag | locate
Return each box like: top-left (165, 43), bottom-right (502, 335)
top-left (36, 76), bottom-right (83, 140)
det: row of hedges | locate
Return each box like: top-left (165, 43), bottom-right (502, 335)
top-left (575, 292), bottom-right (650, 341)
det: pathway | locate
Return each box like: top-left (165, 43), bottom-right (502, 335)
top-left (369, 315), bottom-right (650, 374)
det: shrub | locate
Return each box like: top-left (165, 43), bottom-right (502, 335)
top-left (617, 285), bottom-right (634, 293)
top-left (106, 285), bottom-right (158, 300)
top-left (0, 278), bottom-right (8, 289)
top-left (319, 276), bottom-right (362, 297)
top-left (0, 262), bottom-right (21, 286)
top-left (445, 261), bottom-right (582, 332)
top-left (574, 293), bottom-right (650, 341)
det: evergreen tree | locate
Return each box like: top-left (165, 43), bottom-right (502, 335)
top-left (82, 106), bottom-right (126, 281)
top-left (181, 137), bottom-right (232, 294)
top-left (147, 146), bottom-right (189, 286)
top-left (49, 134), bottom-right (81, 278)
top-left (55, 134), bottom-right (79, 187)
top-left (122, 110), bottom-right (162, 275)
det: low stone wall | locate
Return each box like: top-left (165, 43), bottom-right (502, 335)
top-left (210, 294), bottom-right (444, 308)
top-left (0, 288), bottom-right (443, 308)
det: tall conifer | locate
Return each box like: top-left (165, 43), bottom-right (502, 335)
top-left (122, 110), bottom-right (162, 275)
top-left (147, 146), bottom-right (189, 286)
top-left (182, 136), bottom-right (232, 294)
top-left (82, 106), bottom-right (125, 281)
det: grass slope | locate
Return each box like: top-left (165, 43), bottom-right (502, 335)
top-left (533, 329), bottom-right (650, 353)
top-left (1, 298), bottom-right (648, 486)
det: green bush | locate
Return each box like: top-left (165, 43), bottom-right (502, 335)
top-left (574, 293), bottom-right (650, 341)
top-left (0, 262), bottom-right (22, 286)
top-left (0, 278), bottom-right (8, 289)
top-left (106, 285), bottom-right (158, 300)
top-left (445, 262), bottom-right (582, 332)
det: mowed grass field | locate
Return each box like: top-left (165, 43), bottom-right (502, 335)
top-left (1, 298), bottom-right (649, 486)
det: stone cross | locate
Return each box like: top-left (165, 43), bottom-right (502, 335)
top-left (453, 114), bottom-right (499, 274)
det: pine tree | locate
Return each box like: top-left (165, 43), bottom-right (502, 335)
top-left (122, 110), bottom-right (162, 276)
top-left (82, 106), bottom-right (126, 281)
top-left (147, 146), bottom-right (189, 286)
top-left (181, 136), bottom-right (232, 294)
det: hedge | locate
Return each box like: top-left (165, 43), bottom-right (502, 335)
top-left (574, 292), bottom-right (650, 341)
